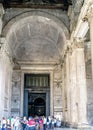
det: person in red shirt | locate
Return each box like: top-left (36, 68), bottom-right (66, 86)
top-left (27, 117), bottom-right (36, 130)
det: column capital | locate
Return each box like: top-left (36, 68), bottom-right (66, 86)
top-left (86, 4), bottom-right (93, 21)
top-left (72, 38), bottom-right (85, 49)
top-left (64, 40), bottom-right (73, 56)
top-left (0, 37), bottom-right (14, 66)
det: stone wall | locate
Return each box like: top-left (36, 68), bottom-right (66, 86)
top-left (11, 66), bottom-right (63, 118)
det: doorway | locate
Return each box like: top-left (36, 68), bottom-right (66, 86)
top-left (34, 98), bottom-right (45, 116)
top-left (28, 94), bottom-right (46, 116)
top-left (24, 74), bottom-right (50, 117)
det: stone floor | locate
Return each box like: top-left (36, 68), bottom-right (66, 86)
top-left (54, 127), bottom-right (93, 130)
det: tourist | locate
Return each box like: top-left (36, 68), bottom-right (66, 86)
top-left (56, 118), bottom-right (61, 128)
top-left (34, 116), bottom-right (39, 130)
top-left (54, 118), bottom-right (57, 128)
top-left (0, 120), bottom-right (1, 130)
top-left (27, 116), bottom-right (36, 130)
top-left (42, 116), bottom-right (47, 130)
top-left (6, 117), bottom-right (11, 130)
top-left (48, 116), bottom-right (52, 129)
top-left (14, 117), bottom-right (21, 130)
top-left (11, 116), bottom-right (16, 130)
top-left (39, 117), bottom-right (43, 130)
top-left (21, 117), bottom-right (28, 130)
top-left (1, 117), bottom-right (7, 130)
top-left (51, 117), bottom-right (55, 129)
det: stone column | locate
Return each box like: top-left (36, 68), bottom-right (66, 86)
top-left (0, 41), bottom-right (13, 117)
top-left (62, 59), bottom-right (68, 122)
top-left (69, 39), bottom-right (87, 127)
top-left (0, 50), bottom-right (3, 117)
top-left (62, 64), bottom-right (66, 122)
top-left (69, 46), bottom-right (78, 126)
top-left (65, 50), bottom-right (71, 124)
top-left (0, 4), bottom-right (4, 117)
top-left (75, 41), bottom-right (87, 125)
top-left (87, 4), bottom-right (93, 80)
top-left (50, 71), bottom-right (54, 116)
top-left (0, 4), bottom-right (4, 35)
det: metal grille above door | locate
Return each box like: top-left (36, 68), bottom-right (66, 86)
top-left (24, 74), bottom-right (50, 88)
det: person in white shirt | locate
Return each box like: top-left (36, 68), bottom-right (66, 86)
top-left (14, 117), bottom-right (20, 130)
top-left (1, 117), bottom-right (7, 130)
top-left (43, 116), bottom-right (47, 130)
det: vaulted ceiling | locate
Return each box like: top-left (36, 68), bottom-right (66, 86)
top-left (3, 15), bottom-right (69, 64)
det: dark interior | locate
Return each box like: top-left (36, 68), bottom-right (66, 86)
top-left (0, 0), bottom-right (72, 10)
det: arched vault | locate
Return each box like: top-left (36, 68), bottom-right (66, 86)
top-left (2, 11), bottom-right (69, 64)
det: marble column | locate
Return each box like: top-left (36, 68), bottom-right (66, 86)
top-left (0, 5), bottom-right (5, 117)
top-left (62, 64), bottom-right (66, 122)
top-left (0, 50), bottom-right (3, 117)
top-left (65, 51), bottom-right (71, 123)
top-left (50, 71), bottom-right (54, 116)
top-left (69, 47), bottom-right (78, 126)
top-left (63, 61), bottom-right (67, 121)
top-left (0, 49), bottom-right (7, 117)
top-left (69, 39), bottom-right (88, 126)
top-left (0, 4), bottom-right (4, 35)
top-left (76, 41), bottom-right (87, 125)
top-left (87, 4), bottom-right (93, 80)
top-left (0, 45), bottom-right (13, 117)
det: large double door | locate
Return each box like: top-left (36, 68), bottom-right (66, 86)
top-left (24, 92), bottom-right (47, 117)
top-left (28, 93), bottom-right (46, 116)
top-left (24, 74), bottom-right (50, 117)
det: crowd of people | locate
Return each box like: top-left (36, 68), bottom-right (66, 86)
top-left (0, 116), bottom-right (62, 130)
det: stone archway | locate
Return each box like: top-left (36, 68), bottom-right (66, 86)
top-left (1, 10), bottom-right (69, 117)
top-left (2, 11), bottom-right (69, 64)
